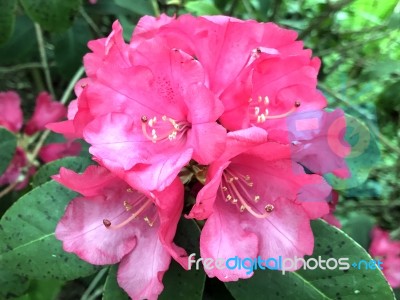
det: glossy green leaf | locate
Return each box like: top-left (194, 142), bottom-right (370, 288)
top-left (342, 212), bottom-right (375, 249)
top-left (225, 219), bottom-right (395, 300)
top-left (103, 266), bottom-right (129, 300)
top-left (0, 181), bottom-right (100, 280)
top-left (324, 114), bottom-right (380, 190)
top-left (0, 0), bottom-right (17, 45)
top-left (0, 269), bottom-right (29, 299)
top-left (0, 127), bottom-right (17, 176)
top-left (160, 218), bottom-right (205, 300)
top-left (16, 279), bottom-right (64, 300)
top-left (20, 0), bottom-right (82, 32)
top-left (32, 156), bottom-right (94, 187)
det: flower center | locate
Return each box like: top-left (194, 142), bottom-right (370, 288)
top-left (248, 96), bottom-right (301, 123)
top-left (103, 188), bottom-right (157, 229)
top-left (141, 115), bottom-right (190, 143)
top-left (220, 168), bottom-right (274, 218)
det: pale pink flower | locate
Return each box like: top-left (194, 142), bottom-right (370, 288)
top-left (0, 91), bottom-right (23, 133)
top-left (25, 92), bottom-right (66, 135)
top-left (188, 128), bottom-right (331, 280)
top-left (54, 165), bottom-right (188, 299)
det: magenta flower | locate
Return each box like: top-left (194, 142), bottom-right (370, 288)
top-left (49, 21), bottom-right (227, 191)
top-left (25, 92), bottom-right (67, 135)
top-left (369, 227), bottom-right (400, 288)
top-left (132, 14), bottom-right (349, 178)
top-left (38, 140), bottom-right (82, 163)
top-left (188, 128), bottom-right (331, 280)
top-left (54, 165), bottom-right (188, 299)
top-left (0, 148), bottom-right (35, 190)
top-left (0, 91), bottom-right (23, 133)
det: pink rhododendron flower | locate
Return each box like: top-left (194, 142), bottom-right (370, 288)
top-left (369, 227), bottom-right (400, 288)
top-left (0, 91), bottom-right (23, 133)
top-left (25, 92), bottom-right (66, 135)
top-left (321, 191), bottom-right (341, 228)
top-left (132, 14), bottom-right (350, 178)
top-left (54, 165), bottom-right (188, 299)
top-left (49, 21), bottom-right (227, 191)
top-left (188, 128), bottom-right (331, 281)
top-left (0, 148), bottom-right (34, 190)
top-left (38, 140), bottom-right (82, 163)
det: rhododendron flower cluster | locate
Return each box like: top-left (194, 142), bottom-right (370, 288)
top-left (369, 227), bottom-right (400, 288)
top-left (50, 14), bottom-right (350, 299)
top-left (0, 91), bottom-right (81, 190)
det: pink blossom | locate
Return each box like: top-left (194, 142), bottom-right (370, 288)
top-left (0, 91), bottom-right (23, 133)
top-left (54, 165), bottom-right (188, 299)
top-left (132, 14), bottom-right (349, 178)
top-left (38, 141), bottom-right (82, 163)
top-left (25, 92), bottom-right (66, 135)
top-left (321, 191), bottom-right (341, 228)
top-left (49, 21), bottom-right (227, 191)
top-left (188, 128), bottom-right (331, 280)
top-left (369, 227), bottom-right (400, 288)
top-left (0, 148), bottom-right (34, 190)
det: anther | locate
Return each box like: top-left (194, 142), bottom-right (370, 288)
top-left (265, 204), bottom-right (274, 212)
top-left (141, 116), bottom-right (148, 123)
top-left (295, 101), bottom-right (301, 107)
top-left (103, 219), bottom-right (111, 227)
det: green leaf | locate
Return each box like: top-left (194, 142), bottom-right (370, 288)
top-left (0, 15), bottom-right (38, 65)
top-left (0, 127), bottom-right (17, 176)
top-left (184, 0), bottom-right (222, 15)
top-left (53, 18), bottom-right (92, 78)
top-left (342, 212), bottom-right (375, 249)
top-left (16, 279), bottom-right (64, 300)
top-left (0, 181), bottom-right (100, 280)
top-left (20, 0), bottom-right (82, 32)
top-left (114, 0), bottom-right (153, 15)
top-left (160, 218), bottom-right (205, 300)
top-left (103, 266), bottom-right (129, 300)
top-left (0, 0), bottom-right (17, 45)
top-left (32, 156), bottom-right (94, 187)
top-left (0, 269), bottom-right (30, 299)
top-left (324, 114), bottom-right (380, 190)
top-left (225, 220), bottom-right (395, 300)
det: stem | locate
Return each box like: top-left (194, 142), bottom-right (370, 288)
top-left (0, 181), bottom-right (19, 199)
top-left (34, 23), bottom-right (55, 97)
top-left (29, 66), bottom-right (85, 161)
top-left (0, 63), bottom-right (44, 73)
top-left (80, 268), bottom-right (108, 300)
top-left (80, 7), bottom-right (102, 37)
top-left (151, 0), bottom-right (160, 16)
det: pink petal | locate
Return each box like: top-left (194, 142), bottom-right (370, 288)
top-left (25, 92), bottom-right (66, 135)
top-left (117, 226), bottom-right (171, 300)
top-left (52, 166), bottom-right (116, 197)
top-left (153, 178), bottom-right (188, 268)
top-left (39, 141), bottom-right (82, 163)
top-left (200, 198), bottom-right (259, 281)
top-left (55, 194), bottom-right (138, 265)
top-left (0, 91), bottom-right (23, 132)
